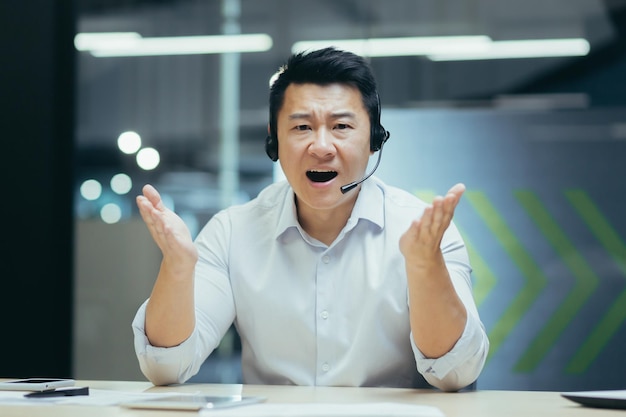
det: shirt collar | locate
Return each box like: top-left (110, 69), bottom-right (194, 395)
top-left (350, 176), bottom-right (385, 231)
top-left (274, 177), bottom-right (385, 240)
top-left (274, 185), bottom-right (299, 240)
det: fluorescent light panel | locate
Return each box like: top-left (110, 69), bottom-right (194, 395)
top-left (75, 32), bottom-right (273, 57)
top-left (292, 36), bottom-right (492, 57)
top-left (292, 36), bottom-right (590, 61)
top-left (428, 38), bottom-right (590, 61)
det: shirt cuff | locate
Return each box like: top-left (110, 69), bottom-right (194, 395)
top-left (412, 313), bottom-right (487, 386)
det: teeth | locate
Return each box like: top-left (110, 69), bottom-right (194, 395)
top-left (306, 170), bottom-right (338, 183)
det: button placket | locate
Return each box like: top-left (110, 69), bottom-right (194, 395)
top-left (316, 250), bottom-right (334, 383)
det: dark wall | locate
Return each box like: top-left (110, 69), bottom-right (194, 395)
top-left (0, 1), bottom-right (75, 377)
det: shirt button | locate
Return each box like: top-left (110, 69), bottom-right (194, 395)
top-left (322, 255), bottom-right (330, 264)
top-left (321, 310), bottom-right (329, 319)
top-left (321, 363), bottom-right (330, 372)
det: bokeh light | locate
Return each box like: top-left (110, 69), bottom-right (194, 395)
top-left (80, 179), bottom-right (102, 201)
top-left (100, 203), bottom-right (122, 224)
top-left (136, 147), bottom-right (160, 170)
top-left (110, 173), bottom-right (133, 195)
top-left (117, 131), bottom-right (142, 154)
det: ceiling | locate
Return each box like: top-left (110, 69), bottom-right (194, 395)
top-left (72, 0), bottom-right (626, 221)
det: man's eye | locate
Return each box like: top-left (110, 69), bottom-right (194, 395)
top-left (336, 124), bottom-right (349, 130)
top-left (295, 125), bottom-right (309, 131)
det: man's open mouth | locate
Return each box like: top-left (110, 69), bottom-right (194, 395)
top-left (306, 170), bottom-right (338, 183)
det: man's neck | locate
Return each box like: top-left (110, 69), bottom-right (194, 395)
top-left (296, 198), bottom-right (356, 246)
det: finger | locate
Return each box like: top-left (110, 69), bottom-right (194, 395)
top-left (428, 184), bottom-right (464, 238)
top-left (136, 196), bottom-right (163, 238)
top-left (136, 195), bottom-right (154, 224)
top-left (142, 184), bottom-right (167, 211)
top-left (447, 182), bottom-right (466, 197)
top-left (137, 194), bottom-right (170, 235)
top-left (429, 196), bottom-right (445, 237)
top-left (419, 205), bottom-right (434, 239)
top-left (440, 183), bottom-right (465, 220)
top-left (447, 183), bottom-right (465, 206)
top-left (441, 194), bottom-right (458, 223)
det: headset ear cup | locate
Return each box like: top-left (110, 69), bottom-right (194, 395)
top-left (370, 91), bottom-right (389, 152)
top-left (265, 135), bottom-right (279, 161)
top-left (370, 125), bottom-right (389, 152)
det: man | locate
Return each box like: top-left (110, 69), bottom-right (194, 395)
top-left (133, 47), bottom-right (489, 391)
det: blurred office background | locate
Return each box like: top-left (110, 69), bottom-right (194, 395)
top-left (3, 0), bottom-right (626, 391)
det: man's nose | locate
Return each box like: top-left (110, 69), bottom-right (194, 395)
top-left (309, 128), bottom-right (334, 157)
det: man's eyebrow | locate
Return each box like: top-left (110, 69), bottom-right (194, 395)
top-left (288, 113), bottom-right (311, 120)
top-left (330, 111), bottom-right (357, 119)
top-left (287, 111), bottom-right (357, 121)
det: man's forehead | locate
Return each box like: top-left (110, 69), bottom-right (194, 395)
top-left (282, 83), bottom-right (365, 108)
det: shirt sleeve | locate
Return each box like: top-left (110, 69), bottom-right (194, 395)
top-left (411, 312), bottom-right (489, 391)
top-left (410, 221), bottom-right (490, 392)
top-left (132, 300), bottom-right (204, 386)
top-left (131, 211), bottom-right (237, 386)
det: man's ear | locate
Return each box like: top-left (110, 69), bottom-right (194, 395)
top-left (267, 124), bottom-right (271, 135)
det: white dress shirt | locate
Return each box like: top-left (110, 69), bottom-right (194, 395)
top-left (132, 177), bottom-right (489, 391)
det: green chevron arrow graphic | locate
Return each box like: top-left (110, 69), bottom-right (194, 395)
top-left (413, 190), bottom-right (435, 203)
top-left (513, 190), bottom-right (599, 372)
top-left (565, 189), bottom-right (626, 374)
top-left (464, 232), bottom-right (498, 307)
top-left (465, 190), bottom-right (548, 362)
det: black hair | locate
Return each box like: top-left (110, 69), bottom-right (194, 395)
top-left (268, 47), bottom-right (380, 144)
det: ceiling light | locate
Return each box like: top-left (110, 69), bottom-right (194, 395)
top-left (75, 32), bottom-right (273, 57)
top-left (427, 38), bottom-right (590, 61)
top-left (291, 36), bottom-right (590, 61)
top-left (292, 36), bottom-right (492, 57)
top-left (74, 32), bottom-right (142, 51)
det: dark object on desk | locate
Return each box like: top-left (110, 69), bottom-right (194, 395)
top-left (25, 386), bottom-right (89, 398)
top-left (561, 390), bottom-right (626, 410)
top-left (0, 378), bottom-right (75, 392)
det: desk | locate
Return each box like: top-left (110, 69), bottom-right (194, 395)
top-left (0, 380), bottom-right (617, 416)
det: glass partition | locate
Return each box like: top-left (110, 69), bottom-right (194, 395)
top-left (73, 0), bottom-right (626, 390)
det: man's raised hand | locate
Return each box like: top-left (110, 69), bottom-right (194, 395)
top-left (136, 184), bottom-right (198, 274)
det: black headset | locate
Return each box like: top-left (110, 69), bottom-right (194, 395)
top-left (265, 93), bottom-right (390, 162)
